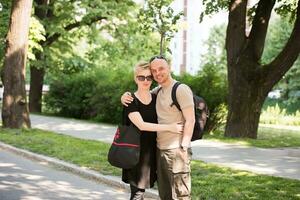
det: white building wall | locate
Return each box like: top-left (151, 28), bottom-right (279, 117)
top-left (170, 0), bottom-right (227, 75)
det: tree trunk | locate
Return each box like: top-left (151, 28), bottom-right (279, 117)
top-left (1, 0), bottom-right (33, 128)
top-left (225, 61), bottom-right (268, 138)
top-left (224, 0), bottom-right (300, 138)
top-left (29, 64), bottom-right (45, 113)
top-left (28, 0), bottom-right (49, 113)
top-left (160, 32), bottom-right (164, 55)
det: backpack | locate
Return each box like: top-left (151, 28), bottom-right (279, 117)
top-left (170, 82), bottom-right (209, 141)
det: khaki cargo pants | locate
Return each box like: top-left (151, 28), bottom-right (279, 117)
top-left (157, 148), bottom-right (192, 200)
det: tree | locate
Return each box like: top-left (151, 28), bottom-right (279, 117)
top-left (200, 23), bottom-right (227, 75)
top-left (263, 17), bottom-right (300, 109)
top-left (1, 0), bottom-right (33, 128)
top-left (202, 0), bottom-right (300, 138)
top-left (29, 0), bottom-right (136, 113)
top-left (138, 0), bottom-right (182, 55)
top-left (0, 0), bottom-right (11, 66)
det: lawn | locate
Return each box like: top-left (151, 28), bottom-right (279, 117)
top-left (204, 125), bottom-right (300, 148)
top-left (0, 128), bottom-right (299, 200)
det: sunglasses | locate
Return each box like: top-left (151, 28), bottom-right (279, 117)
top-left (136, 75), bottom-right (153, 82)
top-left (149, 55), bottom-right (167, 63)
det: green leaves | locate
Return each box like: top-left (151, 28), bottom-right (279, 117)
top-left (28, 16), bottom-right (46, 60)
top-left (200, 0), bottom-right (229, 22)
top-left (138, 0), bottom-right (183, 55)
top-left (0, 0), bottom-right (11, 67)
top-left (274, 0), bottom-right (298, 21)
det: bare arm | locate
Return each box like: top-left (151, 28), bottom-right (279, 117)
top-left (181, 106), bottom-right (195, 147)
top-left (128, 112), bottom-right (183, 133)
top-left (121, 86), bottom-right (161, 106)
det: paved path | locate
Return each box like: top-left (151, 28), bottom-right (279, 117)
top-left (31, 114), bottom-right (300, 180)
top-left (0, 147), bottom-right (131, 200)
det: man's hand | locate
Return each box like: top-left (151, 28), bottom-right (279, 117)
top-left (121, 92), bottom-right (134, 107)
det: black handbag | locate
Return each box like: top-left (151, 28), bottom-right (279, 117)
top-left (107, 97), bottom-right (141, 169)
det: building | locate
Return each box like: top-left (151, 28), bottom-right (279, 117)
top-left (169, 0), bottom-right (227, 75)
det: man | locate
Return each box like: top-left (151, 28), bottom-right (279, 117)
top-left (122, 55), bottom-right (195, 199)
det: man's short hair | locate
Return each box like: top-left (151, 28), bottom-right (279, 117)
top-left (149, 55), bottom-right (168, 64)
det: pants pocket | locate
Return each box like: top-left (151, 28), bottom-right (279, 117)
top-left (172, 148), bottom-right (191, 173)
top-left (173, 172), bottom-right (191, 199)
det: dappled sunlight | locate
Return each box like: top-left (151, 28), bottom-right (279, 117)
top-left (26, 114), bottom-right (300, 180)
top-left (0, 150), bottom-right (130, 199)
top-left (191, 140), bottom-right (300, 180)
top-left (0, 163), bottom-right (16, 167)
top-left (231, 0), bottom-right (242, 11)
top-left (30, 114), bottom-right (116, 143)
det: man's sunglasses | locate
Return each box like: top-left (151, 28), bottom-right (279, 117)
top-left (149, 55), bottom-right (167, 63)
top-left (136, 75), bottom-right (153, 81)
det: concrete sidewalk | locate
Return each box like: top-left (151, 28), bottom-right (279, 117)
top-left (0, 146), bottom-right (130, 200)
top-left (30, 114), bottom-right (300, 180)
top-left (0, 142), bottom-right (158, 199)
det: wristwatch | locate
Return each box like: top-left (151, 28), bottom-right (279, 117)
top-left (180, 145), bottom-right (188, 151)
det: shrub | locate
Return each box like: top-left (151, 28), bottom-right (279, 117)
top-left (45, 65), bottom-right (228, 129)
top-left (45, 68), bottom-right (136, 123)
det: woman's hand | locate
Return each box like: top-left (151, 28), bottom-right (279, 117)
top-left (170, 123), bottom-right (184, 134)
top-left (121, 92), bottom-right (134, 107)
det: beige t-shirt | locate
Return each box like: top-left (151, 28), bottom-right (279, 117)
top-left (156, 80), bottom-right (194, 150)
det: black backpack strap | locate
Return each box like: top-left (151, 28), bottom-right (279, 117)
top-left (171, 82), bottom-right (182, 111)
top-left (156, 86), bottom-right (162, 94)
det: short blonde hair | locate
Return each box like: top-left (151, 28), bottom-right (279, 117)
top-left (134, 61), bottom-right (150, 75)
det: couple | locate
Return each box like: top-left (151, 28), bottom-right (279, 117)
top-left (121, 55), bottom-right (195, 200)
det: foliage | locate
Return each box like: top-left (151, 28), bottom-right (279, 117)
top-left (183, 23), bottom-right (229, 133)
top-left (45, 60), bottom-right (228, 128)
top-left (1, 128), bottom-right (300, 200)
top-left (200, 23), bottom-right (227, 74)
top-left (199, 0), bottom-right (229, 22)
top-left (28, 0), bottom-right (138, 76)
top-left (263, 17), bottom-right (300, 109)
top-left (260, 104), bottom-right (300, 126)
top-left (0, 0), bottom-right (11, 67)
top-left (44, 68), bottom-right (136, 123)
top-left (263, 98), bottom-right (300, 114)
top-left (200, 0), bottom-right (298, 21)
top-left (28, 16), bottom-right (46, 61)
top-left (138, 0), bottom-right (183, 55)
top-left (84, 8), bottom-right (158, 72)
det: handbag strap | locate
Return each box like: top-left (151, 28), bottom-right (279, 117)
top-left (122, 93), bottom-right (139, 125)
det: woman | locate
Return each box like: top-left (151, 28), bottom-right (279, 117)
top-left (122, 61), bottom-right (183, 200)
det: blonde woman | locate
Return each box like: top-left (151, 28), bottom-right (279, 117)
top-left (122, 61), bottom-right (183, 200)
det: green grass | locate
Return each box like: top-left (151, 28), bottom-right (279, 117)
top-left (0, 128), bottom-right (299, 200)
top-left (260, 104), bottom-right (300, 126)
top-left (0, 128), bottom-right (120, 176)
top-left (204, 125), bottom-right (300, 148)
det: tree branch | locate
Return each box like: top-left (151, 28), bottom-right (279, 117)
top-left (43, 15), bottom-right (107, 46)
top-left (247, 0), bottom-right (275, 61)
top-left (263, 0), bottom-right (300, 88)
top-left (226, 0), bottom-right (247, 66)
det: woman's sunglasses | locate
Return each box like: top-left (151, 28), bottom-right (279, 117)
top-left (136, 75), bottom-right (153, 82)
